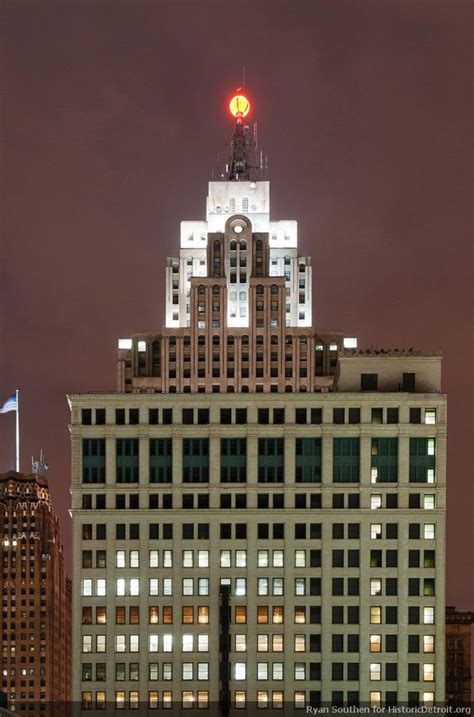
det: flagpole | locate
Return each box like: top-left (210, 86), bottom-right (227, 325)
top-left (15, 389), bottom-right (19, 472)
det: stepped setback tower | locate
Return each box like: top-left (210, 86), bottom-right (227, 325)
top-left (69, 90), bottom-right (446, 711)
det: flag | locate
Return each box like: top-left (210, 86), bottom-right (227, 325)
top-left (0, 393), bottom-right (17, 414)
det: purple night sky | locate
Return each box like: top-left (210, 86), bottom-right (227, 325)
top-left (1, 0), bottom-right (472, 611)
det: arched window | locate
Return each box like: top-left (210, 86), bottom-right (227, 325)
top-left (256, 336), bottom-right (264, 346)
top-left (271, 335), bottom-right (278, 345)
top-left (256, 285), bottom-right (264, 294)
top-left (227, 336), bottom-right (235, 346)
top-left (242, 335), bottom-right (249, 346)
top-left (256, 239), bottom-right (263, 250)
top-left (198, 285), bottom-right (205, 294)
top-left (214, 240), bottom-right (221, 250)
top-left (240, 240), bottom-right (247, 250)
top-left (271, 284), bottom-right (279, 294)
top-left (212, 336), bottom-right (220, 346)
top-left (230, 240), bottom-right (237, 251)
top-left (212, 284), bottom-right (220, 295)
top-left (198, 336), bottom-right (206, 346)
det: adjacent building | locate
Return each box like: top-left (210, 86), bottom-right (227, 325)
top-left (445, 606), bottom-right (473, 705)
top-left (69, 92), bottom-right (446, 711)
top-left (0, 470), bottom-right (71, 714)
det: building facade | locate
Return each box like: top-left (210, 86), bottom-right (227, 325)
top-left (0, 471), bottom-right (71, 714)
top-left (445, 607), bottom-right (473, 705)
top-left (69, 94), bottom-right (446, 711)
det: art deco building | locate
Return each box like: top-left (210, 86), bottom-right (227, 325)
top-left (69, 92), bottom-right (446, 711)
top-left (0, 470), bottom-right (71, 715)
top-left (445, 607), bottom-right (473, 705)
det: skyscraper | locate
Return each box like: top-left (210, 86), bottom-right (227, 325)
top-left (0, 469), bottom-right (71, 715)
top-left (69, 91), bottom-right (446, 711)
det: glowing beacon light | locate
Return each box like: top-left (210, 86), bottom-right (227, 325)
top-left (229, 93), bottom-right (250, 118)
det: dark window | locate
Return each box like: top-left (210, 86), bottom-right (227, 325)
top-left (129, 494), bottom-right (139, 509)
top-left (115, 409), bottom-right (125, 425)
top-left (295, 494), bottom-right (306, 509)
top-left (409, 523), bottom-right (420, 539)
top-left (348, 635), bottom-right (359, 652)
top-left (409, 494), bottom-right (421, 509)
top-left (410, 438), bottom-right (436, 483)
top-left (258, 409), bottom-right (269, 424)
top-left (332, 494), bottom-right (344, 509)
top-left (163, 524), bottom-right (173, 539)
top-left (386, 550), bottom-right (398, 567)
top-left (82, 439), bottom-right (106, 484)
top-left (182, 524), bottom-right (194, 540)
top-left (386, 663), bottom-right (398, 681)
top-left (386, 578), bottom-right (398, 595)
top-left (116, 439), bottom-right (139, 483)
top-left (129, 409), bottom-right (139, 425)
top-left (409, 550), bottom-right (420, 568)
top-left (149, 439), bottom-right (172, 483)
top-left (183, 438), bottom-right (209, 483)
top-left (408, 578), bottom-right (420, 596)
top-left (149, 408), bottom-right (159, 425)
top-left (220, 524), bottom-right (231, 539)
top-left (197, 408), bottom-right (209, 424)
top-left (333, 438), bottom-right (360, 483)
top-left (294, 524), bottom-right (306, 539)
top-left (333, 408), bottom-right (345, 424)
top-left (235, 408), bottom-right (247, 424)
top-left (403, 373), bottom-right (416, 392)
top-left (197, 494), bottom-right (209, 509)
top-left (310, 493), bottom-right (322, 509)
top-left (348, 578), bottom-right (359, 596)
top-left (295, 408), bottom-right (307, 424)
top-left (386, 635), bottom-right (398, 652)
top-left (408, 635), bottom-right (420, 652)
top-left (235, 524), bottom-right (247, 539)
top-left (116, 494), bottom-right (126, 510)
top-left (310, 408), bottom-right (322, 424)
top-left (149, 495), bottom-right (159, 509)
top-left (235, 494), bottom-right (246, 509)
top-left (116, 524), bottom-right (126, 540)
top-left (347, 606), bottom-right (359, 624)
top-left (273, 494), bottom-right (284, 509)
top-left (220, 409), bottom-right (232, 424)
top-left (149, 524), bottom-right (159, 540)
top-left (371, 437), bottom-right (398, 483)
top-left (273, 408), bottom-right (285, 424)
top-left (408, 607), bottom-right (419, 625)
top-left (258, 494), bottom-right (269, 509)
top-left (387, 407), bottom-right (399, 424)
top-left (310, 551), bottom-right (321, 568)
top-left (361, 373), bottom-right (378, 391)
top-left (348, 523), bottom-right (360, 539)
top-left (371, 408), bottom-right (383, 424)
top-left (310, 634), bottom-right (321, 652)
top-left (332, 579), bottom-right (344, 596)
top-left (410, 408), bottom-right (422, 424)
top-left (162, 408), bottom-right (173, 424)
top-left (221, 438), bottom-right (246, 483)
top-left (129, 524), bottom-right (139, 540)
top-left (296, 438), bottom-right (322, 483)
top-left (332, 523), bottom-right (344, 539)
top-left (386, 523), bottom-right (398, 539)
top-left (348, 408), bottom-right (360, 424)
top-left (386, 494), bottom-right (398, 509)
top-left (332, 550), bottom-right (344, 568)
top-left (408, 664), bottom-right (419, 681)
top-left (197, 524), bottom-right (209, 539)
top-left (182, 408), bottom-right (194, 424)
top-left (258, 524), bottom-right (269, 539)
top-left (182, 494), bottom-right (194, 509)
top-left (348, 550), bottom-right (359, 567)
top-left (385, 606), bottom-right (397, 624)
top-left (310, 606), bottom-right (321, 624)
top-left (258, 438), bottom-right (284, 483)
top-left (81, 409), bottom-right (92, 425)
top-left (96, 524), bottom-right (106, 540)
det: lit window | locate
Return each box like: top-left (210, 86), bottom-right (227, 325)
top-left (162, 634), bottom-right (173, 652)
top-left (258, 578), bottom-right (269, 596)
top-left (198, 550), bottom-right (209, 568)
top-left (163, 550), bottom-right (173, 567)
top-left (235, 578), bottom-right (246, 596)
top-left (197, 663), bottom-right (209, 681)
top-left (234, 663), bottom-right (246, 680)
top-left (81, 579), bottom-right (92, 597)
top-left (370, 607), bottom-right (382, 624)
top-left (257, 634), bottom-right (269, 652)
top-left (129, 578), bottom-right (139, 596)
top-left (273, 663), bottom-right (284, 680)
top-left (427, 438), bottom-right (436, 455)
top-left (424, 524), bottom-right (435, 539)
top-left (96, 635), bottom-right (106, 653)
top-left (115, 691), bottom-right (125, 709)
top-left (423, 607), bottom-right (435, 625)
top-left (149, 579), bottom-right (159, 596)
top-left (294, 635), bottom-right (306, 652)
top-left (371, 494), bottom-right (382, 509)
top-left (273, 550), bottom-right (284, 567)
top-left (272, 691), bottom-right (284, 709)
top-left (116, 550), bottom-right (126, 568)
top-left (235, 606), bottom-right (247, 624)
top-left (294, 550), bottom-right (306, 567)
top-left (272, 578), bottom-right (284, 595)
top-left (294, 691), bottom-right (306, 709)
top-left (294, 663), bottom-right (306, 680)
top-left (258, 550), bottom-right (269, 567)
top-left (130, 635), bottom-right (139, 652)
top-left (183, 551), bottom-right (193, 568)
top-left (257, 607), bottom-right (269, 624)
top-left (162, 691), bottom-right (172, 708)
top-left (423, 664), bottom-right (435, 681)
top-left (427, 468), bottom-right (435, 483)
top-left (116, 578), bottom-right (126, 596)
top-left (371, 467), bottom-right (378, 484)
top-left (182, 607), bottom-right (194, 624)
top-left (198, 606), bottom-right (209, 625)
top-left (272, 635), bottom-right (284, 652)
top-left (370, 663), bottom-right (381, 680)
top-left (149, 607), bottom-right (159, 625)
top-left (370, 692), bottom-right (381, 709)
top-left (370, 579), bottom-right (382, 596)
top-left (130, 550), bottom-right (139, 568)
top-left (235, 635), bottom-right (247, 652)
top-left (149, 550), bottom-right (159, 568)
top-left (235, 691), bottom-right (246, 709)
top-left (371, 524), bottom-right (382, 539)
top-left (198, 578), bottom-right (209, 596)
top-left (294, 607), bottom-right (306, 624)
top-left (182, 634), bottom-right (194, 652)
top-left (182, 691), bottom-right (194, 708)
top-left (115, 635), bottom-right (126, 653)
top-left (295, 578), bottom-right (306, 596)
top-left (236, 550), bottom-right (247, 567)
top-left (96, 579), bottom-right (106, 596)
top-left (424, 635), bottom-right (435, 653)
top-left (423, 693), bottom-right (435, 707)
top-left (257, 691), bottom-right (269, 709)
top-left (198, 634), bottom-right (209, 652)
top-left (163, 578), bottom-right (173, 595)
top-left (182, 579), bottom-right (193, 596)
top-left (82, 635), bottom-right (92, 653)
top-left (370, 635), bottom-right (381, 652)
top-left (272, 606), bottom-right (284, 624)
top-left (425, 409), bottom-right (436, 425)
top-left (257, 662), bottom-right (268, 680)
top-left (220, 550), bottom-right (231, 567)
top-left (182, 663), bottom-right (193, 681)
top-left (424, 495), bottom-right (435, 510)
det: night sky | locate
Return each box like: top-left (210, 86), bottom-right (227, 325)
top-left (1, 1), bottom-right (472, 610)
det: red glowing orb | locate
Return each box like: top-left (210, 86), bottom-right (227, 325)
top-left (229, 94), bottom-right (250, 117)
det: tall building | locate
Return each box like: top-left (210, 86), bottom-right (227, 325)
top-left (0, 470), bottom-right (71, 715)
top-left (445, 607), bottom-right (473, 705)
top-left (69, 91), bottom-right (446, 711)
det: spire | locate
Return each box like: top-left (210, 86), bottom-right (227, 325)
top-left (228, 89), bottom-right (252, 181)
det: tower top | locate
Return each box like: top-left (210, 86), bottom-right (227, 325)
top-left (227, 87), bottom-right (253, 181)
